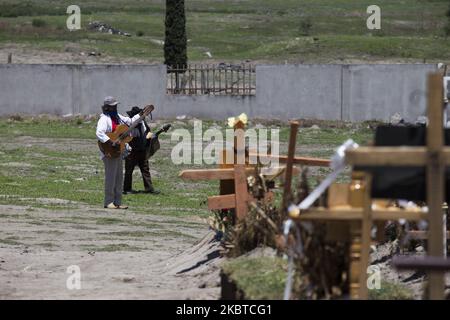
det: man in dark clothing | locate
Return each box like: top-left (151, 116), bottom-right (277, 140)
top-left (123, 107), bottom-right (160, 195)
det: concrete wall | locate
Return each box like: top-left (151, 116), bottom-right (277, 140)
top-left (0, 63), bottom-right (437, 122)
top-left (0, 64), bottom-right (165, 116)
top-left (342, 64), bottom-right (434, 122)
top-left (256, 64), bottom-right (343, 120)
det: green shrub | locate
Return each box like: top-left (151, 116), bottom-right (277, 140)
top-left (32, 19), bottom-right (47, 28)
top-left (0, 1), bottom-right (71, 17)
top-left (299, 18), bottom-right (313, 36)
top-left (0, 2), bottom-right (38, 17)
top-left (136, 30), bottom-right (145, 37)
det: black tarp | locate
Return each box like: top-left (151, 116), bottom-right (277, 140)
top-left (356, 125), bottom-right (450, 201)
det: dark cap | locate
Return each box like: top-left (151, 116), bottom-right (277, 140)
top-left (126, 106), bottom-right (142, 117)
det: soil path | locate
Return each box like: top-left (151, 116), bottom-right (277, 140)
top-left (0, 204), bottom-right (222, 299)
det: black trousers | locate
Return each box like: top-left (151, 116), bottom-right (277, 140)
top-left (123, 150), bottom-right (154, 191)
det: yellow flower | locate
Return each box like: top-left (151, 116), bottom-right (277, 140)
top-left (227, 113), bottom-right (248, 128)
top-left (238, 113), bottom-right (248, 125)
top-left (227, 116), bottom-right (236, 128)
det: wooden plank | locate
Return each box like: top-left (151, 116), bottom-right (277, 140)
top-left (349, 222), bottom-right (362, 299)
top-left (234, 164), bottom-right (248, 220)
top-left (393, 256), bottom-right (450, 271)
top-left (426, 72), bottom-right (446, 300)
top-left (282, 121), bottom-right (300, 213)
top-left (371, 209), bottom-right (427, 221)
top-left (375, 221), bottom-right (385, 242)
top-left (427, 73), bottom-right (444, 151)
top-left (358, 175), bottom-right (372, 300)
top-left (325, 222), bottom-right (350, 241)
top-left (207, 194), bottom-right (235, 210)
top-left (293, 207), bottom-right (364, 221)
top-left (347, 147), bottom-right (450, 166)
top-left (408, 230), bottom-right (450, 240)
top-left (179, 168), bottom-right (258, 180)
top-left (328, 183), bottom-right (350, 207)
top-left (234, 124), bottom-right (248, 220)
top-left (345, 147), bottom-right (428, 166)
top-left (443, 148), bottom-right (450, 165)
top-left (292, 207), bottom-right (427, 222)
top-left (250, 153), bottom-right (330, 167)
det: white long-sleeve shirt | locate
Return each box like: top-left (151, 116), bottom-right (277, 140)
top-left (130, 121), bottom-right (147, 138)
top-left (96, 113), bottom-right (141, 158)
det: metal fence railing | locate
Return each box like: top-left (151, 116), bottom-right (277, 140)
top-left (167, 64), bottom-right (256, 96)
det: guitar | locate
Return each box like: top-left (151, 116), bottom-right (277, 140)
top-left (98, 105), bottom-right (154, 158)
top-left (144, 124), bottom-right (172, 159)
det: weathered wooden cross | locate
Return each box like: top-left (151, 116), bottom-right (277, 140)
top-left (289, 72), bottom-right (448, 300)
top-left (179, 120), bottom-right (331, 221)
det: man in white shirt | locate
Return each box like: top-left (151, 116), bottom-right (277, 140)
top-left (96, 96), bottom-right (140, 209)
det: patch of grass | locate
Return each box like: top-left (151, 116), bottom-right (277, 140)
top-left (0, 117), bottom-right (375, 222)
top-left (28, 221), bottom-right (44, 225)
top-left (0, 118), bottom-right (96, 139)
top-left (369, 280), bottom-right (414, 300)
top-left (0, 236), bottom-right (23, 246)
top-left (0, 212), bottom-right (33, 220)
top-left (221, 256), bottom-right (288, 300)
top-left (0, 0), bottom-right (449, 62)
top-left (95, 217), bottom-right (124, 225)
top-left (36, 242), bottom-right (57, 248)
top-left (34, 230), bottom-right (64, 235)
top-left (68, 224), bottom-right (97, 230)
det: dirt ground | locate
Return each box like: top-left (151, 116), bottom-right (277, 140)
top-left (0, 204), bottom-right (222, 299)
top-left (373, 241), bottom-right (450, 299)
top-left (0, 119), bottom-right (227, 300)
top-left (0, 43), bottom-right (415, 65)
top-left (0, 43), bottom-right (158, 65)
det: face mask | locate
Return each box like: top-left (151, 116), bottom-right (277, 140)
top-left (103, 104), bottom-right (118, 118)
top-left (106, 110), bottom-right (118, 118)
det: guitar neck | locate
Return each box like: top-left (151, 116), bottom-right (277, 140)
top-left (154, 128), bottom-right (165, 137)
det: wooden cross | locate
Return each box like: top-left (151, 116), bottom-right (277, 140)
top-left (179, 121), bottom-right (331, 221)
top-left (289, 73), bottom-right (447, 300)
top-left (179, 120), bottom-right (253, 220)
top-left (180, 165), bottom-right (266, 220)
top-left (347, 73), bottom-right (447, 300)
top-left (180, 161), bottom-right (328, 221)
